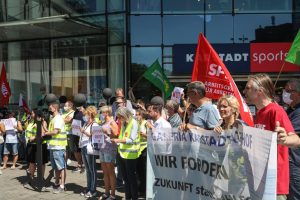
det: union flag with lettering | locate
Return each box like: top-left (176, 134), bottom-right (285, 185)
top-left (0, 63), bottom-right (11, 107)
top-left (192, 33), bottom-right (254, 126)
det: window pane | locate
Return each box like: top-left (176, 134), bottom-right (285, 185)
top-left (50, 0), bottom-right (105, 16)
top-left (131, 47), bottom-right (162, 100)
top-left (163, 0), bottom-right (203, 14)
top-left (131, 0), bottom-right (161, 14)
top-left (52, 35), bottom-right (107, 104)
top-left (131, 15), bottom-right (161, 45)
top-left (163, 47), bottom-right (173, 76)
top-left (234, 14), bottom-right (293, 43)
top-left (108, 46), bottom-right (125, 92)
top-left (206, 0), bottom-right (232, 13)
top-left (206, 15), bottom-right (233, 43)
top-left (108, 0), bottom-right (125, 12)
top-left (234, 0), bottom-right (292, 13)
top-left (163, 15), bottom-right (204, 45)
top-left (1, 40), bottom-right (50, 108)
top-left (108, 14), bottom-right (126, 44)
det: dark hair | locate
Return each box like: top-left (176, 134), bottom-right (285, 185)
top-left (136, 109), bottom-right (147, 119)
top-left (187, 81), bottom-right (206, 97)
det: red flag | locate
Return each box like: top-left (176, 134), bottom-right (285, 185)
top-left (19, 94), bottom-right (30, 114)
top-left (192, 33), bottom-right (254, 126)
top-left (0, 63), bottom-right (11, 107)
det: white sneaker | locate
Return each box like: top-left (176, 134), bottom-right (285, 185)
top-left (66, 159), bottom-right (72, 166)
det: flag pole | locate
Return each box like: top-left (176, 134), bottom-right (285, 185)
top-left (274, 62), bottom-right (286, 88)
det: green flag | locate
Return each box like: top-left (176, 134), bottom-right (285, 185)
top-left (285, 30), bottom-right (300, 66)
top-left (143, 60), bottom-right (174, 98)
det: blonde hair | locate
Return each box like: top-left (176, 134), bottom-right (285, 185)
top-left (100, 106), bottom-right (112, 116)
top-left (217, 95), bottom-right (240, 120)
top-left (84, 106), bottom-right (97, 119)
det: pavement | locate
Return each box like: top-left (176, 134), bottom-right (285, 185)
top-left (0, 160), bottom-right (139, 200)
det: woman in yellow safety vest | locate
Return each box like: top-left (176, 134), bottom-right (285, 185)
top-left (25, 109), bottom-right (48, 180)
top-left (111, 107), bottom-right (140, 200)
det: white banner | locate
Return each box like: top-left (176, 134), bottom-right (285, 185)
top-left (3, 118), bottom-right (16, 131)
top-left (146, 125), bottom-right (277, 200)
top-left (71, 119), bottom-right (82, 136)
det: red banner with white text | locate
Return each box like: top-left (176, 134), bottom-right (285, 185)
top-left (192, 33), bottom-right (254, 126)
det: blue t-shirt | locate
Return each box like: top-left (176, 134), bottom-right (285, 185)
top-left (189, 102), bottom-right (219, 129)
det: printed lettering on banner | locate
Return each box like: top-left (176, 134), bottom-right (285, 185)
top-left (146, 126), bottom-right (277, 200)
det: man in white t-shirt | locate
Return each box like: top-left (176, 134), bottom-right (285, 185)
top-left (43, 102), bottom-right (66, 194)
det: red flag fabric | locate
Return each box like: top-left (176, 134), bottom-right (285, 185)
top-left (0, 63), bottom-right (11, 107)
top-left (19, 94), bottom-right (30, 114)
top-left (192, 33), bottom-right (254, 126)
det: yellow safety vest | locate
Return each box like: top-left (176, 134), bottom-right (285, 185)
top-left (48, 115), bottom-right (67, 147)
top-left (138, 120), bottom-right (147, 155)
top-left (118, 118), bottom-right (140, 159)
top-left (25, 121), bottom-right (47, 144)
top-left (62, 110), bottom-right (74, 132)
top-left (25, 121), bottom-right (36, 143)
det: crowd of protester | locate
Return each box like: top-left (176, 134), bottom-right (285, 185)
top-left (0, 74), bottom-right (299, 200)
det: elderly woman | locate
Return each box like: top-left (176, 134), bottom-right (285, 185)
top-left (214, 95), bottom-right (240, 133)
top-left (111, 107), bottom-right (139, 200)
top-left (165, 100), bottom-right (182, 128)
top-left (79, 106), bottom-right (98, 198)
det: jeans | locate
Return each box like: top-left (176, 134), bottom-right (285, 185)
top-left (0, 143), bottom-right (3, 164)
top-left (81, 146), bottom-right (97, 193)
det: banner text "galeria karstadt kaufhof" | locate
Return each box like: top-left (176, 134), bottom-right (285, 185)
top-left (173, 43), bottom-right (300, 74)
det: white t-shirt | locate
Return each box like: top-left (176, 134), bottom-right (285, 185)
top-left (48, 114), bottom-right (65, 150)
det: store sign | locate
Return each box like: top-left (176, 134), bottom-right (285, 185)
top-left (250, 43), bottom-right (300, 72)
top-left (173, 43), bottom-right (300, 75)
top-left (173, 44), bottom-right (250, 74)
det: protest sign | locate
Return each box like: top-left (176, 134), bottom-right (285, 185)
top-left (3, 118), bottom-right (16, 130)
top-left (146, 126), bottom-right (277, 200)
top-left (92, 125), bottom-right (104, 144)
top-left (71, 119), bottom-right (82, 136)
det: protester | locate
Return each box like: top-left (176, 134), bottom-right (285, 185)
top-left (0, 119), bottom-right (5, 175)
top-left (70, 105), bottom-right (85, 173)
top-left (213, 95), bottom-right (247, 195)
top-left (79, 106), bottom-right (98, 198)
top-left (25, 109), bottom-right (48, 181)
top-left (62, 101), bottom-right (75, 166)
top-left (1, 112), bottom-right (23, 169)
top-left (43, 102), bottom-right (67, 194)
top-left (136, 108), bottom-right (148, 196)
top-left (283, 79), bottom-right (300, 200)
top-left (112, 88), bottom-right (133, 118)
top-left (98, 106), bottom-right (118, 200)
top-left (181, 81), bottom-right (219, 130)
top-left (111, 107), bottom-right (139, 200)
top-left (213, 95), bottom-right (240, 133)
top-left (165, 100), bottom-right (182, 128)
top-left (243, 74), bottom-right (299, 199)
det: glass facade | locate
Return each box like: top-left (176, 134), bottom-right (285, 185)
top-left (0, 0), bottom-right (299, 108)
top-left (0, 0), bottom-right (126, 108)
top-left (130, 0), bottom-right (300, 99)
